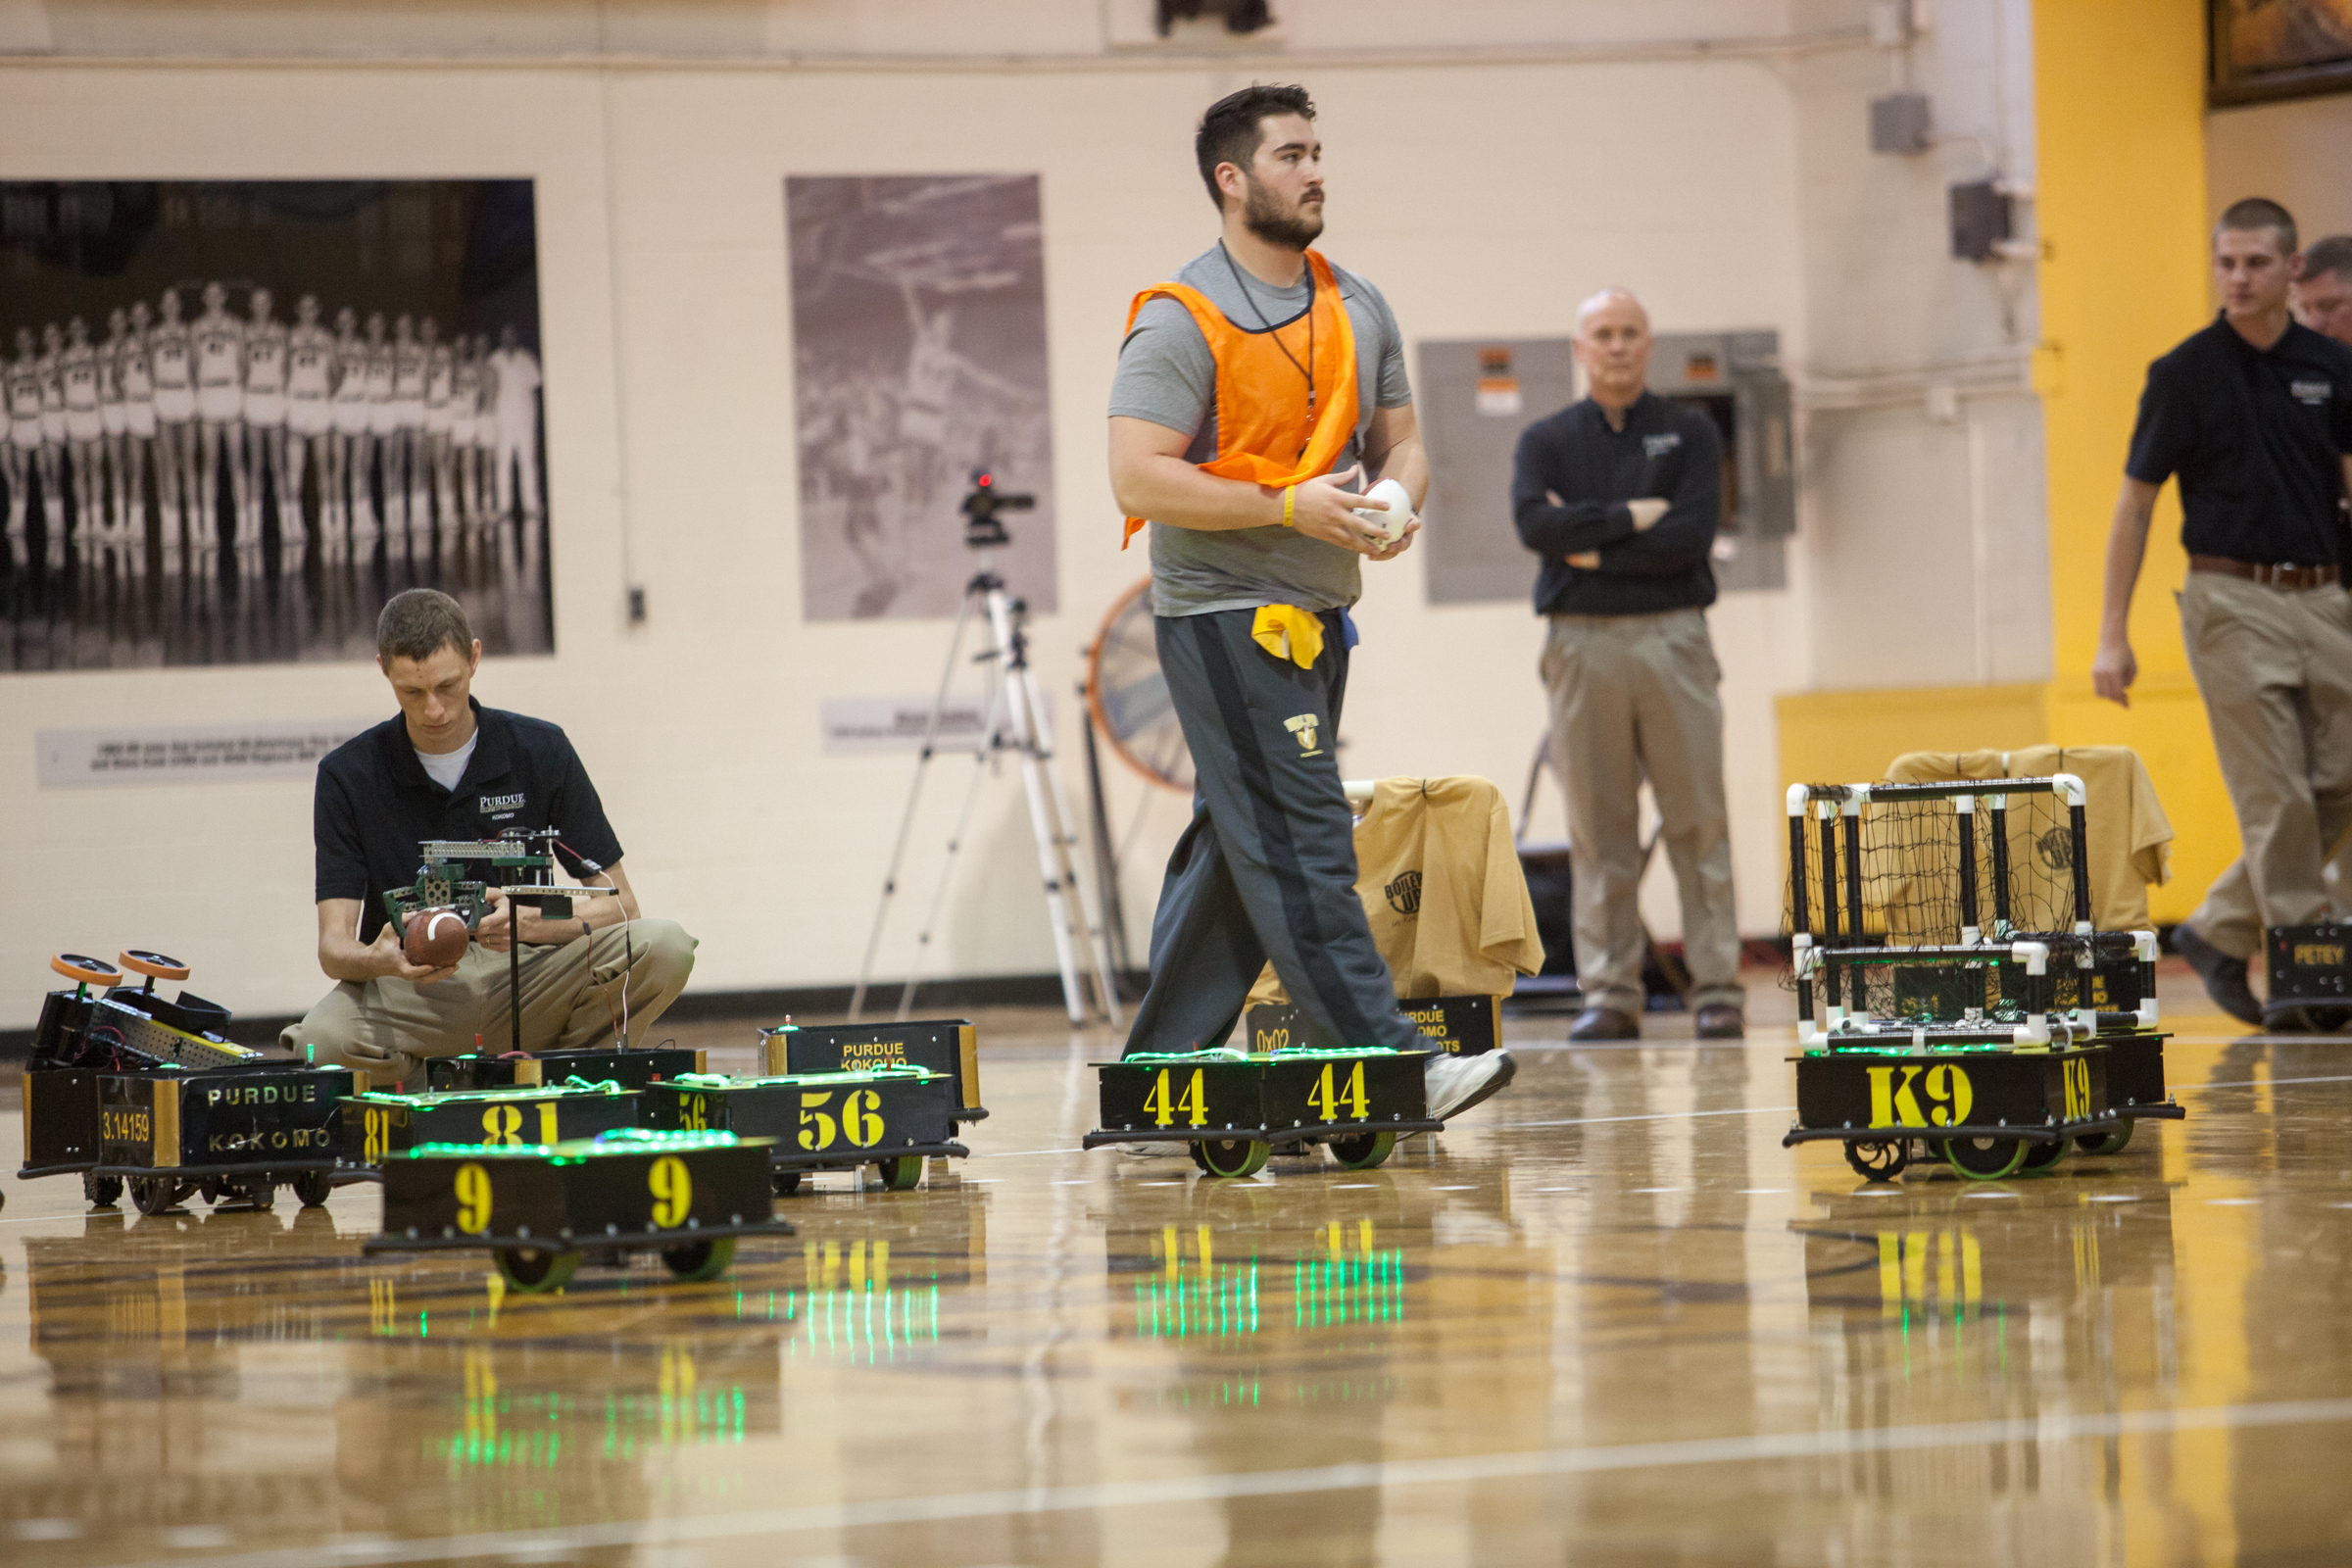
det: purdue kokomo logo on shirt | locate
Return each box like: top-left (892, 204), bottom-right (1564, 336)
top-left (1283, 713), bottom-right (1321, 755)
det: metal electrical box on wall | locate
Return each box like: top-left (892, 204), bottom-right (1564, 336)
top-left (1415, 329), bottom-right (1795, 606)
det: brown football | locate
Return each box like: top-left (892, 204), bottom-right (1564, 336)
top-left (403, 906), bottom-right (469, 968)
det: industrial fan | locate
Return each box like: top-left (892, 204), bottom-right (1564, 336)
top-left (1085, 576), bottom-right (1194, 795)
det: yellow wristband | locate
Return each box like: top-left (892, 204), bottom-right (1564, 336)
top-left (1282, 486), bottom-right (1297, 527)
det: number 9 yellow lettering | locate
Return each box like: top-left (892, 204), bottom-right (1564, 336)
top-left (649, 1154), bottom-right (692, 1227)
top-left (454, 1162), bottom-right (494, 1234)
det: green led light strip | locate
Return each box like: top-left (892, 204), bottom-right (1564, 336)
top-left (401, 1128), bottom-right (746, 1160)
top-left (669, 1067), bottom-right (938, 1090)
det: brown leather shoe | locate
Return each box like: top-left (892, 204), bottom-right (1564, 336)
top-left (1694, 1004), bottom-right (1745, 1040)
top-left (1567, 1006), bottom-right (1641, 1042)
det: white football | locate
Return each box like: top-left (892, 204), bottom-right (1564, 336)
top-left (1352, 477), bottom-right (1415, 542)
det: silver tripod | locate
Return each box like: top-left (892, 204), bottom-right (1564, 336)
top-left (850, 484), bottom-right (1121, 1026)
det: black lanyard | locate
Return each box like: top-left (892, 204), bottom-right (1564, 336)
top-left (1219, 243), bottom-right (1315, 416)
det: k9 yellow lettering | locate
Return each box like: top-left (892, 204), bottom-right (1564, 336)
top-left (364, 1106), bottom-right (389, 1163)
top-left (2063, 1055), bottom-right (2092, 1121)
top-left (1866, 1063), bottom-right (1973, 1128)
top-left (681, 1094), bottom-right (709, 1132)
top-left (481, 1104), bottom-right (524, 1146)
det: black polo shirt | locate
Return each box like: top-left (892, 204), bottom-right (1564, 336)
top-left (2125, 313), bottom-right (2352, 565)
top-left (1511, 391), bottom-right (1722, 617)
top-left (315, 699), bottom-right (624, 944)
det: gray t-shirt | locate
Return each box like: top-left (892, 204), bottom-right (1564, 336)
top-left (1110, 244), bottom-right (1411, 617)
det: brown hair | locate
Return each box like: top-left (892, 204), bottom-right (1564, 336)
top-left (376, 589), bottom-right (472, 664)
top-left (1196, 83), bottom-right (1316, 211)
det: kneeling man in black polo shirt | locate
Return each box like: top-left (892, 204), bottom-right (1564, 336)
top-left (2095, 197), bottom-right (2352, 1026)
top-left (283, 589), bottom-right (696, 1083)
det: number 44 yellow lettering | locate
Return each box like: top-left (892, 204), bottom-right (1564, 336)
top-left (1143, 1067), bottom-right (1208, 1128)
top-left (1308, 1060), bottom-right (1369, 1122)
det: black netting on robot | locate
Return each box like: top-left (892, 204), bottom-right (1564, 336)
top-left (1861, 960), bottom-right (2010, 1025)
top-left (1781, 787), bottom-right (2080, 993)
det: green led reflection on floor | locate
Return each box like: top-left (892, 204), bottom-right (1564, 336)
top-left (772, 1284), bottom-right (942, 1365)
top-left (426, 1347), bottom-right (748, 1470)
top-left (728, 1238), bottom-right (945, 1366)
top-left (1133, 1260), bottom-right (1261, 1340)
top-left (1294, 1250), bottom-right (1405, 1329)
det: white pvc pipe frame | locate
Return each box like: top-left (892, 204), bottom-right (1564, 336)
top-left (1785, 773), bottom-right (2160, 1048)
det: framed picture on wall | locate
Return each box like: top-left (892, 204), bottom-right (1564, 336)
top-left (0, 179), bottom-right (552, 671)
top-left (785, 173), bottom-right (1057, 622)
top-left (2211, 0), bottom-right (2352, 105)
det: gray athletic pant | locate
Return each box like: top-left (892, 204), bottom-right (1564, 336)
top-left (2179, 572), bottom-right (2352, 958)
top-left (1542, 609), bottom-right (1743, 1016)
top-left (281, 918), bottom-right (696, 1089)
top-left (1121, 607), bottom-right (1421, 1058)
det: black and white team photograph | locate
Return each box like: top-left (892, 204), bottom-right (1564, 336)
top-left (0, 179), bottom-right (553, 668)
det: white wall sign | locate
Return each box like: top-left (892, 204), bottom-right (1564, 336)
top-left (36, 720), bottom-right (377, 788)
top-left (820, 695), bottom-right (1050, 757)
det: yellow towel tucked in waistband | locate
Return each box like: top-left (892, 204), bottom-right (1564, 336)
top-left (1250, 605), bottom-right (1324, 668)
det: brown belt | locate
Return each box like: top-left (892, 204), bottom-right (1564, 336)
top-left (2188, 555), bottom-right (2341, 589)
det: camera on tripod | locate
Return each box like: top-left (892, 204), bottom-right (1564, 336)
top-left (962, 468), bottom-right (1035, 547)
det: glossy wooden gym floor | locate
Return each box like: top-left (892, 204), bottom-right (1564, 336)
top-left (1, 965), bottom-right (2348, 1566)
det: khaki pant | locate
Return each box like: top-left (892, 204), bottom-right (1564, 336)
top-left (1541, 610), bottom-right (1741, 1015)
top-left (280, 918), bottom-right (697, 1088)
top-left (2179, 573), bottom-right (2352, 959)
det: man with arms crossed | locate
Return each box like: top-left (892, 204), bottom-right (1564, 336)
top-left (1106, 83), bottom-right (1513, 1120)
top-left (287, 588), bottom-right (698, 1085)
top-left (1515, 290), bottom-right (1743, 1043)
top-left (2096, 199), bottom-right (2352, 1030)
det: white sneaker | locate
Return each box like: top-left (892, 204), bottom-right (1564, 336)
top-left (1424, 1050), bottom-right (1516, 1121)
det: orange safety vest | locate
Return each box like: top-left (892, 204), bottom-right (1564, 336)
top-left (1119, 249), bottom-right (1359, 548)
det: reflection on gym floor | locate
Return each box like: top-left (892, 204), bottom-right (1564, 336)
top-left (2, 975), bottom-right (2350, 1565)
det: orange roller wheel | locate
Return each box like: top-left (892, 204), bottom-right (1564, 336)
top-left (120, 950), bottom-right (191, 983)
top-left (52, 953), bottom-right (125, 988)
